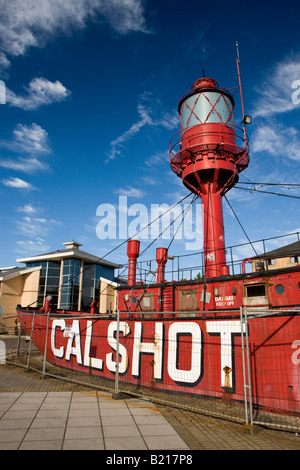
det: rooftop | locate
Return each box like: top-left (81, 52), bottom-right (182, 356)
top-left (16, 241), bottom-right (121, 269)
top-left (0, 266), bottom-right (41, 281)
top-left (251, 240), bottom-right (300, 260)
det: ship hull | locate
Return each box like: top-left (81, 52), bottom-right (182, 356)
top-left (17, 309), bottom-right (300, 415)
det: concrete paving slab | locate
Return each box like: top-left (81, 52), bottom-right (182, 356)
top-left (67, 416), bottom-right (101, 427)
top-left (101, 414), bottom-right (136, 426)
top-left (134, 414), bottom-right (168, 425)
top-left (138, 423), bottom-right (179, 436)
top-left (36, 409), bottom-right (69, 419)
top-left (105, 436), bottom-right (147, 450)
top-left (19, 440), bottom-right (63, 450)
top-left (100, 407), bottom-right (131, 416)
top-left (130, 407), bottom-right (161, 416)
top-left (30, 417), bottom-right (67, 428)
top-left (144, 434), bottom-right (189, 450)
top-left (68, 407), bottom-right (98, 417)
top-left (64, 425), bottom-right (103, 440)
top-left (0, 442), bottom-right (20, 450)
top-left (0, 428), bottom-right (27, 443)
top-left (103, 424), bottom-right (142, 438)
top-left (3, 410), bottom-right (37, 419)
top-left (24, 426), bottom-right (65, 442)
top-left (63, 438), bottom-right (104, 450)
top-left (9, 402), bottom-right (41, 411)
top-left (0, 418), bottom-right (32, 429)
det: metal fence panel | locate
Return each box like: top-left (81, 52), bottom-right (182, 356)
top-left (6, 308), bottom-right (300, 433)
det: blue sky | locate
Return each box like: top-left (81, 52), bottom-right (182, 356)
top-left (0, 0), bottom-right (300, 277)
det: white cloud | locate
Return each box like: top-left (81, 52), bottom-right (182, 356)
top-left (16, 216), bottom-right (47, 237)
top-left (141, 176), bottom-right (158, 185)
top-left (6, 78), bottom-right (70, 110)
top-left (16, 204), bottom-right (37, 214)
top-left (252, 57), bottom-right (300, 118)
top-left (106, 93), bottom-right (178, 162)
top-left (0, 0), bottom-right (148, 59)
top-left (0, 157), bottom-right (49, 173)
top-left (115, 186), bottom-right (145, 198)
top-left (15, 238), bottom-right (50, 255)
top-left (0, 52), bottom-right (10, 77)
top-left (1, 177), bottom-right (35, 190)
top-left (0, 123), bottom-right (50, 155)
top-left (14, 204), bottom-right (61, 255)
top-left (0, 123), bottom-right (51, 174)
top-left (13, 123), bottom-right (50, 154)
top-left (145, 150), bottom-right (169, 167)
top-left (252, 122), bottom-right (300, 161)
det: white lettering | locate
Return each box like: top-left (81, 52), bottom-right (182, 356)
top-left (51, 319), bottom-right (65, 358)
top-left (132, 322), bottom-right (163, 380)
top-left (106, 321), bottom-right (130, 373)
top-left (168, 322), bottom-right (202, 384)
top-left (206, 320), bottom-right (244, 388)
top-left (65, 320), bottom-right (82, 364)
top-left (84, 320), bottom-right (103, 370)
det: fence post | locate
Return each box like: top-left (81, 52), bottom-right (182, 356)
top-left (240, 307), bottom-right (254, 434)
top-left (42, 311), bottom-right (50, 379)
top-left (15, 313), bottom-right (23, 363)
top-left (26, 312), bottom-right (36, 371)
top-left (113, 309), bottom-right (123, 399)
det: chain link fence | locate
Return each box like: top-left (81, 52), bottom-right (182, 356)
top-left (2, 307), bottom-right (300, 434)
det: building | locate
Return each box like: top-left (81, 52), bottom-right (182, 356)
top-left (251, 240), bottom-right (300, 272)
top-left (0, 241), bottom-right (121, 333)
top-left (17, 241), bottom-right (120, 311)
top-left (0, 266), bottom-right (41, 333)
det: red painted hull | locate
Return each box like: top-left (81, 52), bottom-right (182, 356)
top-left (17, 309), bottom-right (300, 415)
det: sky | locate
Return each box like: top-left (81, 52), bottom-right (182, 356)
top-left (0, 0), bottom-right (300, 279)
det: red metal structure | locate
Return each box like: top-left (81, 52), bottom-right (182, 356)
top-left (170, 75), bottom-right (249, 278)
top-left (156, 247), bottom-right (168, 283)
top-left (127, 239), bottom-right (140, 286)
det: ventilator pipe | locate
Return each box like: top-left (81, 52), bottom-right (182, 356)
top-left (242, 258), bottom-right (252, 274)
top-left (91, 299), bottom-right (98, 314)
top-left (127, 240), bottom-right (140, 286)
top-left (44, 295), bottom-right (52, 313)
top-left (220, 265), bottom-right (230, 276)
top-left (156, 247), bottom-right (168, 283)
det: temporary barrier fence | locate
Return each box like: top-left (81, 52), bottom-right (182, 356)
top-left (5, 307), bottom-right (300, 434)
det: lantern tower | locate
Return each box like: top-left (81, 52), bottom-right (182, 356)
top-left (170, 72), bottom-right (249, 278)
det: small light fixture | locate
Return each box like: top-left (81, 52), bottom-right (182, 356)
top-left (243, 115), bottom-right (252, 125)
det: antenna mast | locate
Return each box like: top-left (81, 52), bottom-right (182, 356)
top-left (236, 41), bottom-right (248, 148)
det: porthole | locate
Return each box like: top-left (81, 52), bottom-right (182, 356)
top-left (275, 284), bottom-right (285, 295)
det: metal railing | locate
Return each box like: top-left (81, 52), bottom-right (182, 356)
top-left (117, 231), bottom-right (300, 284)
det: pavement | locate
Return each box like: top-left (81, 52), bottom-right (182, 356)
top-left (0, 365), bottom-right (300, 452)
top-left (0, 390), bottom-right (189, 451)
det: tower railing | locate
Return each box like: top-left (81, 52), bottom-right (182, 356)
top-left (169, 124), bottom-right (249, 168)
